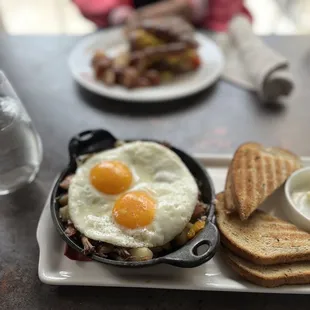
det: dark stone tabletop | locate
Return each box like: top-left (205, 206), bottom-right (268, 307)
top-left (0, 34), bottom-right (310, 309)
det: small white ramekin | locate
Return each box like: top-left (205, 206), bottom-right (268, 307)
top-left (284, 167), bottom-right (310, 233)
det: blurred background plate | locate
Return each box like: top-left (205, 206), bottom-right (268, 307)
top-left (68, 28), bottom-right (224, 102)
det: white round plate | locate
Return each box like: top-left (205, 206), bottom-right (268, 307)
top-left (68, 28), bottom-right (224, 102)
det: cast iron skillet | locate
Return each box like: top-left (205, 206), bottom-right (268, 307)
top-left (50, 129), bottom-right (219, 268)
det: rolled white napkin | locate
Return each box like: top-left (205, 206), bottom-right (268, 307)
top-left (217, 15), bottom-right (294, 102)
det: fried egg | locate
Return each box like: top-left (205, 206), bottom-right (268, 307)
top-left (68, 141), bottom-right (199, 248)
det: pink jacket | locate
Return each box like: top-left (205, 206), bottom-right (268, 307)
top-left (73, 0), bottom-right (251, 31)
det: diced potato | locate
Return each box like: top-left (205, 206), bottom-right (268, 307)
top-left (58, 194), bottom-right (68, 206)
top-left (129, 247), bottom-right (153, 261)
top-left (59, 205), bottom-right (70, 221)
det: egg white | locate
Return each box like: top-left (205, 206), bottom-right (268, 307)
top-left (68, 141), bottom-right (199, 248)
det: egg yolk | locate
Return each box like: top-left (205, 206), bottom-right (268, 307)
top-left (113, 191), bottom-right (155, 229)
top-left (90, 160), bottom-right (132, 195)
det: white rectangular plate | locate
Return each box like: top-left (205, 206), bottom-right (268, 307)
top-left (37, 154), bottom-right (310, 294)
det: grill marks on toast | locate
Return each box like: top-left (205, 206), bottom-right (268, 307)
top-left (265, 154), bottom-right (275, 196)
top-left (216, 193), bottom-right (310, 265)
top-left (231, 143), bottom-right (301, 220)
top-left (219, 143), bottom-right (304, 287)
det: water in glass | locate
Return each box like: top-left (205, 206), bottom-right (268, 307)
top-left (0, 72), bottom-right (42, 194)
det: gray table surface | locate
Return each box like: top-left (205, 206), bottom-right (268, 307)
top-left (1, 34), bottom-right (310, 309)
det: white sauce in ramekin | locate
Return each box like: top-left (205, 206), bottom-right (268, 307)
top-left (292, 190), bottom-right (310, 219)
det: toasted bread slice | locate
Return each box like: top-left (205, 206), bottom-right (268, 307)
top-left (224, 248), bottom-right (310, 288)
top-left (231, 142), bottom-right (301, 220)
top-left (216, 192), bottom-right (310, 265)
top-left (224, 164), bottom-right (236, 213)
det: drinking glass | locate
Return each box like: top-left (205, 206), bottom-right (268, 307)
top-left (0, 71), bottom-right (42, 194)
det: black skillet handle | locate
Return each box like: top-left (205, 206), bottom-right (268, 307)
top-left (68, 129), bottom-right (117, 167)
top-left (160, 220), bottom-right (219, 268)
top-left (208, 199), bottom-right (217, 224)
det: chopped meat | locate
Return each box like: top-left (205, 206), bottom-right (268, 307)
top-left (96, 243), bottom-right (114, 257)
top-left (136, 77), bottom-right (151, 87)
top-left (95, 58), bottom-right (113, 79)
top-left (102, 69), bottom-right (116, 85)
top-left (65, 224), bottom-right (77, 237)
top-left (81, 235), bottom-right (95, 254)
top-left (120, 67), bottom-right (139, 88)
top-left (114, 248), bottom-right (131, 260)
top-left (59, 175), bottom-right (74, 190)
top-left (191, 201), bottom-right (207, 222)
top-left (92, 51), bottom-right (113, 80)
top-left (145, 70), bottom-right (160, 85)
top-left (91, 51), bottom-right (108, 67)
